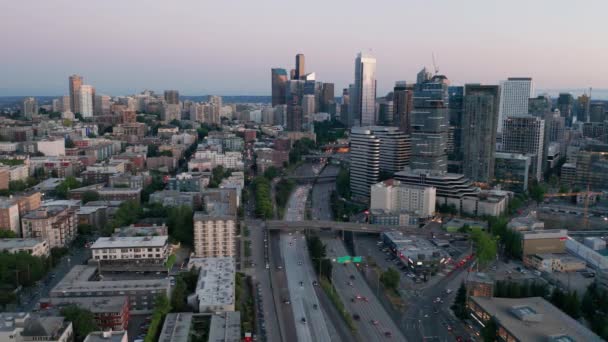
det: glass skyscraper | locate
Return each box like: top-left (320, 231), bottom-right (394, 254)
top-left (352, 52), bottom-right (377, 127)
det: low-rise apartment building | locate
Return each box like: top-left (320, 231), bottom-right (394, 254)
top-left (21, 205), bottom-right (76, 248)
top-left (193, 213), bottom-right (236, 258)
top-left (90, 236), bottom-right (170, 272)
top-left (0, 238), bottom-right (50, 257)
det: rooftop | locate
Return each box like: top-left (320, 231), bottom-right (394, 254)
top-left (189, 257), bottom-right (235, 307)
top-left (22, 206), bottom-right (68, 220)
top-left (83, 330), bottom-right (128, 342)
top-left (209, 311), bottom-right (241, 342)
top-left (158, 312), bottom-right (193, 342)
top-left (470, 296), bottom-right (602, 342)
top-left (90, 236), bottom-right (168, 249)
top-left (0, 238), bottom-right (46, 250)
top-left (49, 296), bottom-right (127, 313)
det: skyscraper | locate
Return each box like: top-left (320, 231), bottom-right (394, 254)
top-left (319, 83), bottom-right (335, 116)
top-left (448, 86), bottom-right (464, 169)
top-left (576, 94), bottom-right (590, 123)
top-left (589, 102), bottom-right (606, 123)
top-left (340, 88), bottom-right (350, 126)
top-left (302, 94), bottom-right (316, 129)
top-left (295, 54), bottom-right (305, 80)
top-left (352, 52), bottom-right (377, 126)
top-left (94, 95), bottom-right (111, 116)
top-left (164, 90), bottom-right (180, 105)
top-left (501, 116), bottom-right (545, 182)
top-left (497, 77), bottom-right (534, 133)
top-left (557, 93), bottom-right (575, 126)
top-left (21, 97), bottom-right (38, 118)
top-left (462, 84), bottom-right (500, 183)
top-left (349, 127), bottom-right (380, 201)
top-left (69, 75), bottom-right (82, 115)
top-left (271, 68), bottom-right (288, 107)
top-left (528, 95), bottom-right (552, 117)
top-left (79, 85), bottom-right (94, 117)
top-left (377, 97), bottom-right (394, 126)
top-left (410, 74), bottom-right (450, 172)
top-left (393, 81), bottom-right (413, 134)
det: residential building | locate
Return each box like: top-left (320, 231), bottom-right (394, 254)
top-left (468, 296), bottom-right (602, 342)
top-left (500, 116), bottom-right (545, 182)
top-left (193, 213), bottom-right (236, 258)
top-left (84, 330), bottom-right (128, 342)
top-left (37, 138), bottom-right (66, 157)
top-left (79, 85), bottom-right (95, 117)
top-left (572, 144), bottom-right (608, 190)
top-left (164, 90), bottom-right (180, 105)
top-left (370, 180), bottom-right (435, 218)
top-left (22, 97), bottom-right (38, 118)
top-left (462, 84), bottom-right (499, 183)
top-left (0, 197), bottom-right (21, 235)
top-left (149, 190), bottom-right (201, 209)
top-left (50, 265), bottom-right (170, 313)
top-left (0, 238), bottom-right (50, 257)
top-left (349, 127), bottom-right (380, 200)
top-left (187, 257), bottom-right (235, 312)
top-left (497, 77), bottom-right (534, 133)
top-left (524, 253), bottom-right (586, 273)
top-left (21, 206), bottom-right (76, 248)
top-left (90, 236), bottom-right (170, 272)
top-left (351, 52), bottom-right (377, 126)
top-left (93, 95), bottom-right (111, 116)
top-left (48, 296), bottom-right (130, 331)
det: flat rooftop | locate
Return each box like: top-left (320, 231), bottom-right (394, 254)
top-left (49, 296), bottom-right (127, 313)
top-left (90, 235), bottom-right (168, 249)
top-left (83, 331), bottom-right (128, 342)
top-left (189, 257), bottom-right (235, 307)
top-left (470, 296), bottom-right (602, 342)
top-left (0, 238), bottom-right (45, 249)
top-left (159, 312), bottom-right (193, 342)
top-left (209, 311), bottom-right (241, 342)
top-left (51, 265), bottom-right (169, 294)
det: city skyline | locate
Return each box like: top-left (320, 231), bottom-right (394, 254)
top-left (2, 0), bottom-right (608, 96)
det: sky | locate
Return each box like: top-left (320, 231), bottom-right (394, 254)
top-left (1, 0), bottom-right (607, 97)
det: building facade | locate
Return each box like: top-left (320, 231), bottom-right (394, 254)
top-left (193, 213), bottom-right (236, 258)
top-left (497, 77), bottom-right (534, 133)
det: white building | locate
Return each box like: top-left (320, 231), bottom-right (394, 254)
top-left (0, 238), bottom-right (50, 257)
top-left (193, 150), bottom-right (243, 170)
top-left (193, 213), bottom-right (236, 258)
top-left (187, 257), bottom-right (235, 313)
top-left (37, 138), bottom-right (66, 157)
top-left (90, 236), bottom-right (169, 262)
top-left (79, 85), bottom-right (95, 117)
top-left (497, 77), bottom-right (534, 133)
top-left (370, 180), bottom-right (436, 218)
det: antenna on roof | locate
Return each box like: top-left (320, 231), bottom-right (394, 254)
top-left (432, 52), bottom-right (439, 75)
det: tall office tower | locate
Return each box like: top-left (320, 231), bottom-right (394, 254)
top-left (497, 77), bottom-right (534, 133)
top-left (462, 85), bottom-right (500, 183)
top-left (589, 102), bottom-right (606, 123)
top-left (68, 75), bottom-right (83, 115)
top-left (410, 74), bottom-right (450, 172)
top-left (416, 68), bottom-right (432, 86)
top-left (319, 83), bottom-right (335, 116)
top-left (393, 81), bottom-right (413, 134)
top-left (340, 88), bottom-right (350, 126)
top-left (164, 90), bottom-right (179, 105)
top-left (94, 95), bottom-right (111, 116)
top-left (290, 69), bottom-right (296, 80)
top-left (273, 105), bottom-right (286, 126)
top-left (21, 97), bottom-right (38, 118)
top-left (78, 85), bottom-right (94, 117)
top-left (302, 94), bottom-right (316, 129)
top-left (545, 110), bottom-right (565, 143)
top-left (59, 96), bottom-right (71, 113)
top-left (377, 96), bottom-right (394, 126)
top-left (501, 116), bottom-right (545, 182)
top-left (352, 52), bottom-right (377, 126)
top-left (576, 94), bottom-right (590, 123)
top-left (347, 84), bottom-right (357, 127)
top-left (557, 93), bottom-right (575, 126)
top-left (372, 126), bottom-right (411, 174)
top-left (448, 86), bottom-right (464, 168)
top-left (285, 79), bottom-right (304, 131)
top-left (271, 68), bottom-right (288, 106)
top-left (528, 95), bottom-right (552, 117)
top-left (349, 127), bottom-right (381, 201)
top-left (294, 54), bottom-right (305, 80)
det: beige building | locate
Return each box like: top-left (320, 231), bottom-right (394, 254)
top-left (21, 206), bottom-right (76, 248)
top-left (521, 229), bottom-right (568, 256)
top-left (0, 238), bottom-right (50, 257)
top-left (193, 213), bottom-right (236, 258)
top-left (90, 235), bottom-right (170, 272)
top-left (0, 198), bottom-right (21, 235)
top-left (370, 180), bottom-right (436, 218)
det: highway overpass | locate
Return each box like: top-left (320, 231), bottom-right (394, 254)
top-left (265, 220), bottom-right (429, 234)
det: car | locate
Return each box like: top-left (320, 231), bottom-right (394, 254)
top-left (277, 265), bottom-right (283, 270)
top-left (301, 317), bottom-right (306, 324)
top-left (299, 281), bottom-right (303, 287)
top-left (362, 296), bottom-right (369, 302)
top-left (446, 289), bottom-right (453, 294)
top-left (283, 299), bottom-right (290, 305)
top-left (371, 320), bottom-right (379, 325)
top-left (313, 304), bottom-right (318, 309)
top-left (384, 331), bottom-right (392, 338)
top-left (312, 280), bottom-right (318, 286)
top-left (350, 275), bottom-right (355, 280)
top-left (347, 281), bottom-right (353, 287)
top-left (298, 261), bottom-right (303, 265)
top-left (447, 325), bottom-right (453, 332)
top-left (265, 264), bottom-right (270, 269)
top-left (352, 314), bottom-right (360, 320)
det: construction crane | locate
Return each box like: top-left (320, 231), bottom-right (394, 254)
top-left (432, 52), bottom-right (439, 75)
top-left (543, 185), bottom-right (601, 228)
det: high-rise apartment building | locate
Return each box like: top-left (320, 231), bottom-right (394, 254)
top-left (370, 180), bottom-right (436, 218)
top-left (349, 126), bottom-right (410, 201)
top-left (21, 97), bottom-right (38, 118)
top-left (528, 95), bottom-right (551, 117)
top-left (557, 93), bottom-right (575, 126)
top-left (94, 95), bottom-right (111, 116)
top-left (271, 68), bottom-right (288, 107)
top-left (589, 102), bottom-right (606, 123)
top-left (448, 86), bottom-right (464, 162)
top-left (164, 90), bottom-right (180, 105)
top-left (79, 85), bottom-right (94, 117)
top-left (393, 82), bottom-right (413, 134)
top-left (193, 213), bottom-right (235, 257)
top-left (497, 77), bottom-right (534, 133)
top-left (59, 95), bottom-right (71, 113)
top-left (410, 74), bottom-right (450, 172)
top-left (295, 54), bottom-right (305, 80)
top-left (302, 94), bottom-right (316, 129)
top-left (501, 116), bottom-right (545, 182)
top-left (319, 83), bottom-right (335, 116)
top-left (69, 74), bottom-right (83, 115)
top-left (462, 84), bottom-right (500, 183)
top-left (21, 206), bottom-right (76, 248)
top-left (352, 52), bottom-right (377, 126)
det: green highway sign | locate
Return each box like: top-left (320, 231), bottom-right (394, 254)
top-left (352, 256), bottom-right (363, 263)
top-left (336, 256), bottom-right (351, 263)
top-left (335, 256), bottom-right (363, 263)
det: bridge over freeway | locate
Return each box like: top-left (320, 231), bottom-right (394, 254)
top-left (265, 220), bottom-right (429, 234)
top-left (284, 174), bottom-right (337, 183)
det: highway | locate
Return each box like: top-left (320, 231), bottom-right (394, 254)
top-left (281, 184), bottom-right (332, 342)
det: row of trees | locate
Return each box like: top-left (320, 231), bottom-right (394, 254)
top-left (306, 235), bottom-right (333, 279)
top-left (581, 282), bottom-right (608, 339)
top-left (251, 176), bottom-right (273, 219)
top-left (487, 216), bottom-right (523, 259)
top-left (380, 267), bottom-right (400, 291)
top-left (275, 179), bottom-right (295, 216)
top-left (470, 230), bottom-right (498, 268)
top-left (0, 252), bottom-right (49, 304)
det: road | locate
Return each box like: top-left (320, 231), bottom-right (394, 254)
top-left (281, 184), bottom-right (332, 342)
top-left (325, 238), bottom-right (407, 341)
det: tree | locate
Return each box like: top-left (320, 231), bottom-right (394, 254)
top-left (111, 200), bottom-right (142, 227)
top-left (263, 166), bottom-right (279, 180)
top-left (145, 294), bottom-right (171, 342)
top-left (529, 181), bottom-right (547, 204)
top-left (336, 167), bottom-right (351, 199)
top-left (171, 277), bottom-right (189, 312)
top-left (55, 176), bottom-right (81, 199)
top-left (471, 230), bottom-right (497, 268)
top-left (77, 224), bottom-right (94, 236)
top-left (159, 150), bottom-right (173, 157)
top-left (0, 230), bottom-right (16, 238)
top-left (380, 267), bottom-right (400, 291)
top-left (167, 205), bottom-right (194, 246)
top-left (8, 180), bottom-right (27, 192)
top-left (451, 282), bottom-right (468, 319)
top-left (65, 138), bottom-right (75, 148)
top-left (81, 190), bottom-right (100, 204)
top-left (481, 316), bottom-right (498, 342)
top-left (60, 305), bottom-right (99, 342)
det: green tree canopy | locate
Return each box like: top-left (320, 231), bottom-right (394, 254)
top-left (60, 305), bottom-right (99, 342)
top-left (380, 267), bottom-right (400, 290)
top-left (81, 190), bottom-right (100, 204)
top-left (55, 176), bottom-right (81, 199)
